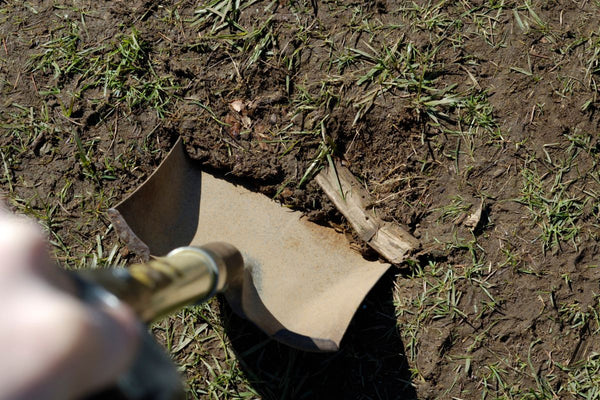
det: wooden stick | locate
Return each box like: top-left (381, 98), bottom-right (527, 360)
top-left (316, 160), bottom-right (420, 264)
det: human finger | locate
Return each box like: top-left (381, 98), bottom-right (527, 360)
top-left (1, 290), bottom-right (139, 400)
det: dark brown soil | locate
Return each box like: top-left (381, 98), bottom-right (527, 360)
top-left (2, 0), bottom-right (600, 398)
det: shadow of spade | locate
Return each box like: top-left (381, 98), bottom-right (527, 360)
top-left (221, 269), bottom-right (418, 400)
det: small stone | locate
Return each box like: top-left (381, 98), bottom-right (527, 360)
top-left (229, 99), bottom-right (245, 113)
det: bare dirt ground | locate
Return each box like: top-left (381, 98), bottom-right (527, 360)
top-left (2, 1), bottom-right (600, 399)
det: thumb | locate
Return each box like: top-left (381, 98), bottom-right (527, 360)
top-left (0, 206), bottom-right (141, 399)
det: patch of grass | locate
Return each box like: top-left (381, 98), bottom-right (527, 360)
top-left (30, 25), bottom-right (177, 118)
top-left (472, 341), bottom-right (560, 400)
top-left (99, 29), bottom-right (177, 116)
top-left (559, 301), bottom-right (591, 332)
top-left (28, 21), bottom-right (100, 82)
top-left (0, 103), bottom-right (57, 157)
top-left (459, 91), bottom-right (498, 137)
top-left (513, 1), bottom-right (553, 39)
top-left (80, 228), bottom-right (127, 270)
top-left (15, 194), bottom-right (71, 257)
top-left (434, 195), bottom-right (472, 223)
top-left (518, 147), bottom-right (586, 253)
top-left (297, 118), bottom-right (336, 188)
top-left (189, 0), bottom-right (275, 70)
top-left (395, 247), bottom-right (495, 361)
top-left (190, 0), bottom-right (250, 35)
top-left (153, 303), bottom-right (258, 399)
top-left (563, 353), bottom-right (600, 398)
top-left (335, 40), bottom-right (465, 126)
top-left (399, 1), bottom-right (456, 36)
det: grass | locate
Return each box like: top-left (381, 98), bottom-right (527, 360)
top-left (395, 239), bottom-right (500, 368)
top-left (468, 296), bottom-right (600, 399)
top-left (434, 195), bottom-right (472, 223)
top-left (2, 0), bottom-right (600, 399)
top-left (29, 24), bottom-right (177, 118)
top-left (517, 142), bottom-right (588, 253)
top-left (564, 353), bottom-right (600, 399)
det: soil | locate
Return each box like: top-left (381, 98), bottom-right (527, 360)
top-left (2, 0), bottom-right (600, 399)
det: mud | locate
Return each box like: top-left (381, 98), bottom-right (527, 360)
top-left (2, 0), bottom-right (600, 398)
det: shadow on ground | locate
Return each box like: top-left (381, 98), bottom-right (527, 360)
top-left (221, 270), bottom-right (417, 400)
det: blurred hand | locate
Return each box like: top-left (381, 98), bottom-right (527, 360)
top-left (0, 204), bottom-right (139, 400)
